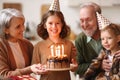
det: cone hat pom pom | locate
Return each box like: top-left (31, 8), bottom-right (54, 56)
top-left (96, 12), bottom-right (111, 30)
top-left (49, 0), bottom-right (60, 11)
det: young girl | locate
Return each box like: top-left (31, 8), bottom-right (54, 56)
top-left (31, 10), bottom-right (77, 80)
top-left (84, 23), bottom-right (120, 80)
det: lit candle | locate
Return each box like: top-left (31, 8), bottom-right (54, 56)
top-left (62, 44), bottom-right (64, 56)
top-left (55, 46), bottom-right (58, 56)
top-left (58, 45), bottom-right (60, 57)
top-left (50, 45), bottom-right (54, 56)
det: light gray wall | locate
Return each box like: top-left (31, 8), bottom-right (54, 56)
top-left (0, 0), bottom-right (120, 35)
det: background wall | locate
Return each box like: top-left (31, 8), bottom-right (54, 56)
top-left (0, 0), bottom-right (120, 35)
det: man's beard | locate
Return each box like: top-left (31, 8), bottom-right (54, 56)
top-left (82, 28), bottom-right (98, 37)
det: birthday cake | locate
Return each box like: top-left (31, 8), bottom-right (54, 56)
top-left (46, 44), bottom-right (70, 70)
top-left (47, 55), bottom-right (70, 69)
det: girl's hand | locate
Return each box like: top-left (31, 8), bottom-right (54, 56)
top-left (70, 59), bottom-right (78, 72)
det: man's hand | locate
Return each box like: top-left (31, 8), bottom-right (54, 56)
top-left (102, 58), bottom-right (112, 72)
top-left (114, 50), bottom-right (120, 59)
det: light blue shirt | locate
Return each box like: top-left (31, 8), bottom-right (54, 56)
top-left (87, 36), bottom-right (102, 54)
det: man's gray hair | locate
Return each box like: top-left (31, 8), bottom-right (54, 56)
top-left (80, 2), bottom-right (101, 14)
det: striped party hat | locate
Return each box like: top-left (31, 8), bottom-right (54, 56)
top-left (96, 12), bottom-right (111, 30)
top-left (49, 0), bottom-right (60, 11)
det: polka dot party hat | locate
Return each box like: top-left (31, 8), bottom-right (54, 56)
top-left (96, 12), bottom-right (111, 30)
top-left (49, 0), bottom-right (60, 11)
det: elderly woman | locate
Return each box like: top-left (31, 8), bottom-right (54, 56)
top-left (0, 8), bottom-right (41, 79)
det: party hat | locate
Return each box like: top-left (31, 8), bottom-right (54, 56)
top-left (49, 0), bottom-right (60, 11)
top-left (96, 12), bottom-right (111, 30)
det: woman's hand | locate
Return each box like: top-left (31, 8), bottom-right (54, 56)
top-left (30, 64), bottom-right (49, 75)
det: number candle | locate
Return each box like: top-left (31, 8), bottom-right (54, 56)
top-left (58, 45), bottom-right (60, 57)
top-left (50, 45), bottom-right (54, 56)
top-left (62, 44), bottom-right (64, 56)
top-left (55, 46), bottom-right (58, 56)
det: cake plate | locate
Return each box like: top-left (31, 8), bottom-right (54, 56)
top-left (46, 67), bottom-right (72, 71)
top-left (46, 64), bottom-right (76, 71)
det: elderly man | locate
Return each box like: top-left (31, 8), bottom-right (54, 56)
top-left (75, 2), bottom-right (102, 77)
top-left (75, 2), bottom-right (120, 79)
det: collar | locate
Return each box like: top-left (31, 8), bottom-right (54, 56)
top-left (87, 36), bottom-right (101, 43)
top-left (87, 36), bottom-right (92, 43)
top-left (46, 38), bottom-right (65, 48)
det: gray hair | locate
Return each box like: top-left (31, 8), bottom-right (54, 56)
top-left (80, 2), bottom-right (101, 14)
top-left (0, 8), bottom-right (24, 39)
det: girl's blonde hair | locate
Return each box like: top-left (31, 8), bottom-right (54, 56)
top-left (101, 23), bottom-right (120, 36)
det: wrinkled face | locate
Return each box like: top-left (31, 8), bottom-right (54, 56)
top-left (45, 15), bottom-right (62, 38)
top-left (5, 17), bottom-right (25, 42)
top-left (80, 7), bottom-right (98, 37)
top-left (101, 30), bottom-right (119, 51)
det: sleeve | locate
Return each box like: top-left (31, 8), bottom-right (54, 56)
top-left (31, 44), bottom-right (41, 64)
top-left (84, 50), bottom-right (105, 79)
top-left (75, 38), bottom-right (90, 76)
top-left (70, 42), bottom-right (77, 61)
